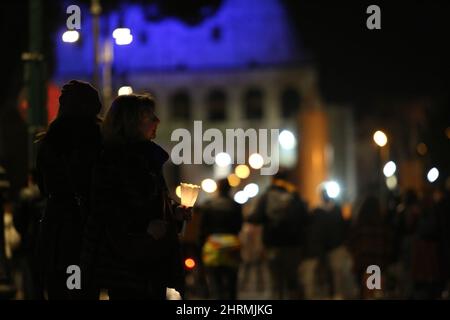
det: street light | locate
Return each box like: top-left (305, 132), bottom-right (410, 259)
top-left (215, 152), bottom-right (232, 167)
top-left (324, 181), bottom-right (341, 199)
top-left (201, 179), bottom-right (217, 193)
top-left (427, 167), bottom-right (439, 183)
top-left (243, 183), bottom-right (259, 198)
top-left (112, 27), bottom-right (133, 45)
top-left (386, 175), bottom-right (398, 190)
top-left (101, 27), bottom-right (133, 113)
top-left (235, 165), bottom-right (250, 179)
top-left (234, 191), bottom-right (249, 204)
top-left (88, 1), bottom-right (136, 110)
top-left (279, 130), bottom-right (296, 150)
top-left (227, 174), bottom-right (241, 187)
top-left (373, 130), bottom-right (390, 206)
top-left (62, 30), bottom-right (80, 43)
top-left (383, 161), bottom-right (397, 177)
top-left (249, 153), bottom-right (264, 170)
top-left (118, 86), bottom-right (133, 96)
top-left (373, 130), bottom-right (388, 147)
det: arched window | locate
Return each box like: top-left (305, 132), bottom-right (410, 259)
top-left (281, 87), bottom-right (301, 118)
top-left (170, 90), bottom-right (191, 120)
top-left (244, 88), bottom-right (264, 120)
top-left (207, 89), bottom-right (227, 121)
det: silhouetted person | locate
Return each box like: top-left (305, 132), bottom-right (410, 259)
top-left (302, 189), bottom-right (354, 299)
top-left (239, 222), bottom-right (265, 293)
top-left (0, 164), bottom-right (16, 299)
top-left (199, 178), bottom-right (242, 300)
top-left (300, 198), bottom-right (331, 299)
top-left (348, 196), bottom-right (393, 299)
top-left (83, 94), bottom-right (190, 300)
top-left (35, 80), bottom-right (102, 299)
top-left (13, 169), bottom-right (46, 299)
top-left (394, 189), bottom-right (421, 298)
top-left (248, 169), bottom-right (307, 299)
top-left (434, 186), bottom-right (450, 297)
top-left (410, 189), bottom-right (443, 299)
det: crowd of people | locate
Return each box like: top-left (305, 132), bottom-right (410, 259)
top-left (0, 79), bottom-right (449, 300)
top-left (194, 171), bottom-right (450, 300)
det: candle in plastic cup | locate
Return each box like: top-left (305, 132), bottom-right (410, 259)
top-left (180, 183), bottom-right (201, 208)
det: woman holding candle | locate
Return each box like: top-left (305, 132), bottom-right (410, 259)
top-left (82, 94), bottom-right (191, 300)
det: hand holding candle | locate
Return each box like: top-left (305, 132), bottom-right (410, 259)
top-left (180, 182), bottom-right (201, 208)
top-left (178, 182), bottom-right (200, 236)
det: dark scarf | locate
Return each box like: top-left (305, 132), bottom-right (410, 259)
top-left (105, 139), bottom-right (169, 172)
top-left (139, 140), bottom-right (170, 171)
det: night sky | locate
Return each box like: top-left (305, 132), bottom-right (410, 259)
top-left (286, 1), bottom-right (449, 105)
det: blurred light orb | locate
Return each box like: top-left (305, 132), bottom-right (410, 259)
top-left (62, 30), bottom-right (79, 43)
top-left (383, 161), bottom-right (397, 177)
top-left (112, 28), bottom-right (130, 39)
top-left (234, 191), bottom-right (248, 204)
top-left (445, 127), bottom-right (450, 140)
top-left (215, 152), bottom-right (232, 167)
top-left (416, 143), bottom-right (428, 156)
top-left (118, 86), bottom-right (133, 96)
top-left (113, 28), bottom-right (133, 45)
top-left (427, 167), bottom-right (439, 183)
top-left (386, 175), bottom-right (398, 190)
top-left (175, 186), bottom-right (181, 198)
top-left (373, 130), bottom-right (388, 147)
top-left (227, 174), bottom-right (241, 187)
top-left (201, 179), bottom-right (217, 193)
top-left (184, 258), bottom-right (196, 269)
top-left (279, 130), bottom-right (296, 150)
top-left (115, 35), bottom-right (133, 45)
top-left (325, 181), bottom-right (340, 199)
top-left (244, 183), bottom-right (259, 198)
top-left (249, 153), bottom-right (264, 169)
top-left (235, 165), bottom-right (250, 179)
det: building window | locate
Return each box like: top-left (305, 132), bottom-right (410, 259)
top-left (281, 87), bottom-right (301, 119)
top-left (170, 90), bottom-right (191, 120)
top-left (207, 89), bottom-right (227, 121)
top-left (244, 88), bottom-right (264, 120)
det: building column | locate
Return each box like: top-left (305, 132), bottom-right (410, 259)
top-left (297, 91), bottom-right (329, 208)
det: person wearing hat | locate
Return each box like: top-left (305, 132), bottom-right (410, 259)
top-left (35, 80), bottom-right (103, 299)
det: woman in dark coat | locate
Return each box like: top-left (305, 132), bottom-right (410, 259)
top-left (35, 80), bottom-right (102, 299)
top-left (83, 94), bottom-right (190, 300)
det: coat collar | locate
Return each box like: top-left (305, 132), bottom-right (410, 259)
top-left (127, 140), bottom-right (169, 170)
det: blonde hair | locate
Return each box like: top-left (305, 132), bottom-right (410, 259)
top-left (102, 94), bottom-right (156, 144)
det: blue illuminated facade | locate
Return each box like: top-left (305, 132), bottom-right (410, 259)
top-left (55, 0), bottom-right (303, 79)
